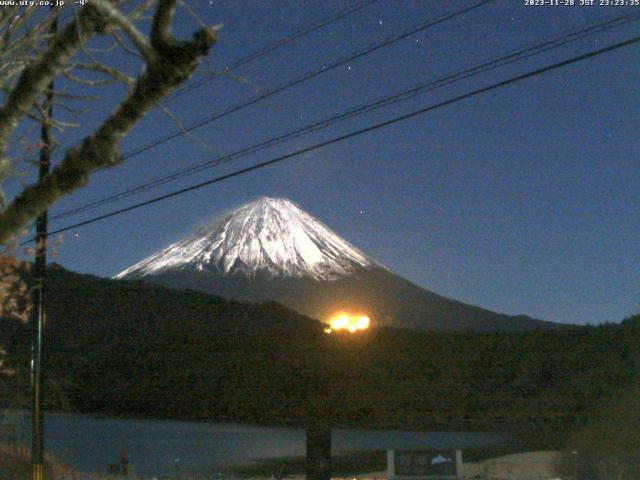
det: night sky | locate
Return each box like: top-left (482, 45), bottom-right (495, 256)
top-left (10, 0), bottom-right (640, 325)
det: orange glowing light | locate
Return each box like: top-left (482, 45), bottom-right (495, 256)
top-left (327, 313), bottom-right (370, 333)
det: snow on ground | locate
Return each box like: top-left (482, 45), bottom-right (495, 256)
top-left (459, 451), bottom-right (562, 480)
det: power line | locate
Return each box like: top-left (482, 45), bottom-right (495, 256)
top-left (50, 10), bottom-right (640, 221)
top-left (109, 0), bottom-right (495, 163)
top-left (26, 33), bottom-right (640, 244)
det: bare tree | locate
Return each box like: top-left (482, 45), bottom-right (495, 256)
top-left (0, 0), bottom-right (217, 245)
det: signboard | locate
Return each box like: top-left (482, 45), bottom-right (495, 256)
top-left (387, 449), bottom-right (461, 479)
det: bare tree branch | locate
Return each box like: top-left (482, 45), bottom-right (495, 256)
top-left (92, 0), bottom-right (157, 63)
top-left (151, 0), bottom-right (178, 49)
top-left (112, 30), bottom-right (143, 59)
top-left (71, 61), bottom-right (135, 85)
top-left (0, 9), bottom-right (59, 90)
top-left (128, 0), bottom-right (158, 22)
top-left (0, 2), bottom-right (217, 244)
top-left (62, 66), bottom-right (132, 87)
top-left (0, 6), bottom-right (109, 174)
top-left (157, 102), bottom-right (215, 153)
top-left (50, 90), bottom-right (101, 102)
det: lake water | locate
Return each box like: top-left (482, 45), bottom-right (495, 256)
top-left (1, 410), bottom-right (510, 477)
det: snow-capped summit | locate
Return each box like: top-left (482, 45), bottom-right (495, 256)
top-left (116, 197), bottom-right (375, 281)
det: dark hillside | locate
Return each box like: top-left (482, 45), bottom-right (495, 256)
top-left (0, 265), bottom-right (637, 448)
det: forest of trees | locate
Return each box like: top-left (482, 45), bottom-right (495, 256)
top-left (1, 266), bottom-right (637, 445)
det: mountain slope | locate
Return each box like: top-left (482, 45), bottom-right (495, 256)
top-left (116, 197), bottom-right (374, 281)
top-left (1, 264), bottom-right (635, 441)
top-left (116, 197), bottom-right (559, 332)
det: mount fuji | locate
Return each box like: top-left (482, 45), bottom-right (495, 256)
top-left (116, 197), bottom-right (558, 332)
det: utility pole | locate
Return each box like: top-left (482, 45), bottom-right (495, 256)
top-left (31, 9), bottom-right (57, 480)
top-left (306, 420), bottom-right (331, 480)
